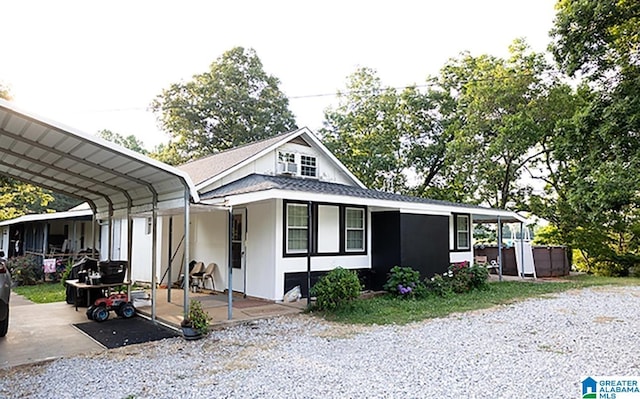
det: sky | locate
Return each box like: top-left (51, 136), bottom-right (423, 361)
top-left (1, 0), bottom-right (559, 150)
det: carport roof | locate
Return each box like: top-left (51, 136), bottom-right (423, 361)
top-left (0, 99), bottom-right (199, 218)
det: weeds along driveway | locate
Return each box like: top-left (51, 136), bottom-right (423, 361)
top-left (1, 286), bottom-right (640, 398)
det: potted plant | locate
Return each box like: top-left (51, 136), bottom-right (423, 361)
top-left (180, 299), bottom-right (211, 340)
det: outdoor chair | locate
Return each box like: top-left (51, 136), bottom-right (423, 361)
top-left (189, 261), bottom-right (205, 292)
top-left (202, 263), bottom-right (217, 291)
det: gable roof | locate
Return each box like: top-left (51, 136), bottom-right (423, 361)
top-left (200, 173), bottom-right (525, 222)
top-left (178, 130), bottom-right (300, 186)
top-left (177, 127), bottom-right (365, 190)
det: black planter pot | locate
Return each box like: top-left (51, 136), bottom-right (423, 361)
top-left (181, 326), bottom-right (203, 340)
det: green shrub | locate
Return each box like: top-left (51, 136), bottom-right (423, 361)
top-left (425, 261), bottom-right (489, 296)
top-left (7, 255), bottom-right (43, 286)
top-left (383, 266), bottom-right (426, 299)
top-left (310, 267), bottom-right (362, 311)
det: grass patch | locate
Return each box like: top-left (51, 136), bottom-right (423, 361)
top-left (12, 282), bottom-right (66, 304)
top-left (312, 275), bottom-right (640, 325)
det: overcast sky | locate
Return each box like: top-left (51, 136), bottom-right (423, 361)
top-left (2, 0), bottom-right (558, 149)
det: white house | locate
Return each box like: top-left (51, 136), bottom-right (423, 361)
top-left (124, 127), bottom-right (525, 300)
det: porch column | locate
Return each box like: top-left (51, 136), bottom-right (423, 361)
top-left (228, 207), bottom-right (233, 320)
top-left (167, 216), bottom-right (172, 303)
top-left (497, 216), bottom-right (503, 282)
top-left (519, 221), bottom-right (524, 279)
top-left (107, 203), bottom-right (113, 261)
top-left (151, 202), bottom-right (158, 322)
top-left (183, 190), bottom-right (190, 319)
top-left (127, 207), bottom-right (133, 299)
top-left (42, 223), bottom-right (48, 259)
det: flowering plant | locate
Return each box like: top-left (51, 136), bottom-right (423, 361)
top-left (384, 266), bottom-right (426, 299)
top-left (425, 261), bottom-right (489, 297)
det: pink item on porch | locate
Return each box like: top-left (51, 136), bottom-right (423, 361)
top-left (43, 258), bottom-right (57, 273)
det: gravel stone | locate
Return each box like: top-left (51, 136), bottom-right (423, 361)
top-left (1, 286), bottom-right (639, 398)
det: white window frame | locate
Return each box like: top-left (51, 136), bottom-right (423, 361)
top-left (278, 151), bottom-right (295, 163)
top-left (286, 203), bottom-right (308, 254)
top-left (455, 214), bottom-right (470, 250)
top-left (345, 207), bottom-right (365, 252)
top-left (300, 155), bottom-right (317, 177)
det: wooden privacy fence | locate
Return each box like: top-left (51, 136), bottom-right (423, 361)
top-left (474, 245), bottom-right (570, 277)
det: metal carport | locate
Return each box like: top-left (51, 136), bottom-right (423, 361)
top-left (0, 98), bottom-right (199, 320)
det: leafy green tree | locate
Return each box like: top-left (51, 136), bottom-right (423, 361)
top-left (437, 39), bottom-right (567, 209)
top-left (151, 47), bottom-right (296, 162)
top-left (321, 67), bottom-right (450, 194)
top-left (148, 142), bottom-right (184, 166)
top-left (0, 176), bottom-right (54, 220)
top-left (0, 84), bottom-right (56, 219)
top-left (96, 129), bottom-right (148, 155)
top-left (548, 0), bottom-right (640, 275)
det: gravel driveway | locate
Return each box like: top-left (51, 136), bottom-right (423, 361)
top-left (1, 286), bottom-right (639, 398)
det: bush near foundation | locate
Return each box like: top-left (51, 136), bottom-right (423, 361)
top-left (310, 267), bottom-right (362, 311)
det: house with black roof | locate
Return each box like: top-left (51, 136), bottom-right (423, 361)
top-left (132, 127), bottom-right (525, 300)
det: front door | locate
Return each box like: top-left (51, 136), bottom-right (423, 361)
top-left (231, 210), bottom-right (246, 293)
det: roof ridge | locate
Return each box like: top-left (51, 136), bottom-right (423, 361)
top-left (179, 128), bottom-right (302, 167)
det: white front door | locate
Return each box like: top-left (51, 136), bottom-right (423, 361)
top-left (231, 210), bottom-right (246, 293)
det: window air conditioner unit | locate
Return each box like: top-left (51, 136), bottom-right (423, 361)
top-left (278, 161), bottom-right (298, 175)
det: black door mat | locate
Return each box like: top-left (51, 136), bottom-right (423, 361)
top-left (74, 316), bottom-right (179, 349)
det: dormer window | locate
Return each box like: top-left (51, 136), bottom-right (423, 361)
top-left (300, 155), bottom-right (317, 177)
top-left (277, 151), bottom-right (317, 178)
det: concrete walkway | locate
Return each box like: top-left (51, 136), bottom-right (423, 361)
top-left (0, 289), bottom-right (306, 369)
top-left (0, 292), bottom-right (103, 369)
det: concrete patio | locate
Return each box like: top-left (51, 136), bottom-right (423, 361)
top-left (134, 288), bottom-right (306, 329)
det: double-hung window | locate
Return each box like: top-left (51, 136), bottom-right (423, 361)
top-left (300, 155), bottom-right (317, 177)
top-left (286, 203), bottom-right (308, 253)
top-left (345, 207), bottom-right (365, 251)
top-left (455, 214), bottom-right (470, 250)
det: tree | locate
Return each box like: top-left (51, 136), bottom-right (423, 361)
top-left (550, 0), bottom-right (640, 80)
top-left (96, 129), bottom-right (148, 154)
top-left (547, 0), bottom-right (640, 275)
top-left (0, 84), bottom-right (56, 219)
top-left (321, 67), bottom-right (450, 194)
top-left (151, 47), bottom-right (297, 162)
top-left (434, 40), bottom-right (573, 210)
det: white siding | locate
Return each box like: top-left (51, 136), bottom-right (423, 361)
top-left (317, 205), bottom-right (339, 253)
top-left (199, 142), bottom-right (356, 193)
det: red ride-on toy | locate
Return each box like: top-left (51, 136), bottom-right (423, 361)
top-left (86, 293), bottom-right (136, 322)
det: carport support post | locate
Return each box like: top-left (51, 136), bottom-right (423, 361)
top-left (127, 208), bottom-right (133, 299)
top-left (167, 216), bottom-right (172, 303)
top-left (497, 216), bottom-right (503, 282)
top-left (183, 192), bottom-right (190, 319)
top-left (151, 203), bottom-right (158, 322)
top-left (228, 207), bottom-right (233, 320)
